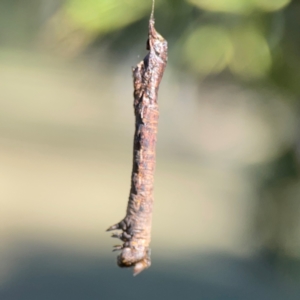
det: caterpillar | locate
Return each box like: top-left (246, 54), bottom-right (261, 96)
top-left (107, 2), bottom-right (168, 276)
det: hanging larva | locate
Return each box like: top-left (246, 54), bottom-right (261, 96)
top-left (106, 0), bottom-right (168, 276)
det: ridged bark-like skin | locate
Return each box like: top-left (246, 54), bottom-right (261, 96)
top-left (107, 17), bottom-right (167, 276)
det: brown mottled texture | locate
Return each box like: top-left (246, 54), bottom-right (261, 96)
top-left (106, 13), bottom-right (168, 276)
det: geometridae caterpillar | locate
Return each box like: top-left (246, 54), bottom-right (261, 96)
top-left (106, 0), bottom-right (168, 276)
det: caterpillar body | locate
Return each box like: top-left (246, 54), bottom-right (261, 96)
top-left (107, 11), bottom-right (168, 276)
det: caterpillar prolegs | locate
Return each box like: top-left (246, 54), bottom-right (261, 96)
top-left (106, 3), bottom-right (168, 276)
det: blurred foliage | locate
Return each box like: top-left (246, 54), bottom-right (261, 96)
top-left (187, 0), bottom-right (291, 14)
top-left (32, 0), bottom-right (298, 84)
top-left (183, 26), bottom-right (232, 75)
top-left (229, 24), bottom-right (272, 79)
top-left (0, 0), bottom-right (297, 84)
top-left (64, 0), bottom-right (158, 33)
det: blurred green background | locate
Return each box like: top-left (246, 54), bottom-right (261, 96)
top-left (1, 0), bottom-right (300, 299)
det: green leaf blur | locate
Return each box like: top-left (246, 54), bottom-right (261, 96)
top-left (52, 0), bottom-right (292, 81)
top-left (183, 26), bottom-right (232, 75)
top-left (187, 0), bottom-right (291, 14)
top-left (64, 0), bottom-right (153, 33)
top-left (229, 25), bottom-right (272, 79)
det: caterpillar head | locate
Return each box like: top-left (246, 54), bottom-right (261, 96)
top-left (117, 246), bottom-right (151, 276)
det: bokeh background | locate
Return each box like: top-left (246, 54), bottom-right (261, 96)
top-left (1, 0), bottom-right (300, 299)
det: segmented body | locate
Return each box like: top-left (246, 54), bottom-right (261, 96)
top-left (107, 17), bottom-right (168, 276)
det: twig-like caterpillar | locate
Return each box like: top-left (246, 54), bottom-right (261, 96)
top-left (106, 2), bottom-right (168, 276)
